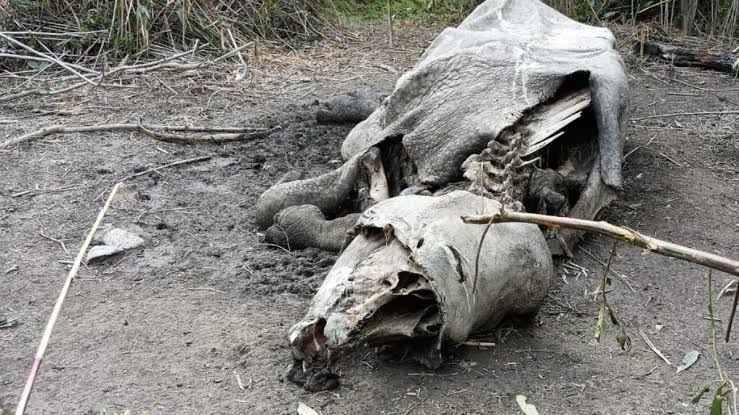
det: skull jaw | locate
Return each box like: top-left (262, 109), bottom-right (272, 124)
top-left (287, 232), bottom-right (444, 376)
top-left (286, 192), bottom-right (553, 391)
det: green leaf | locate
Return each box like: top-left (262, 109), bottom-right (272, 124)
top-left (676, 350), bottom-right (700, 373)
top-left (0, 317), bottom-right (18, 329)
top-left (606, 306), bottom-right (631, 351)
top-left (594, 306), bottom-right (606, 341)
top-left (710, 388), bottom-right (728, 415)
top-left (515, 395), bottom-right (539, 415)
top-left (692, 386), bottom-right (710, 404)
top-left (608, 305), bottom-right (620, 325)
top-left (616, 329), bottom-right (632, 351)
top-left (710, 395), bottom-right (724, 415)
top-left (27, 60), bottom-right (50, 70)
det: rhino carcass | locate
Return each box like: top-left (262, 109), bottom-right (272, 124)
top-left (255, 0), bottom-right (628, 389)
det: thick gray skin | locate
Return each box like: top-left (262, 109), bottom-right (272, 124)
top-left (255, 147), bottom-right (381, 229)
top-left (287, 191), bottom-right (553, 380)
top-left (341, 0), bottom-right (627, 189)
top-left (255, 152), bottom-right (365, 230)
top-left (315, 89), bottom-right (386, 125)
top-left (255, 0), bottom-right (628, 253)
top-left (264, 205), bottom-right (360, 252)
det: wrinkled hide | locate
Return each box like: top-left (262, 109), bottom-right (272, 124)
top-left (255, 0), bottom-right (629, 391)
top-left (316, 88), bottom-right (387, 124)
top-left (288, 191), bottom-right (552, 374)
top-left (343, 0), bottom-right (627, 189)
top-left (255, 0), bottom-right (627, 256)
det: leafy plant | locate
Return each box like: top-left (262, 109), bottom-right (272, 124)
top-left (593, 241), bottom-right (632, 351)
top-left (544, 0), bottom-right (739, 36)
top-left (691, 271), bottom-right (738, 415)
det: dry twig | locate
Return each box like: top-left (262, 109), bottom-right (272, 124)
top-left (624, 133), bottom-right (658, 160)
top-left (0, 123), bottom-right (279, 149)
top-left (580, 247), bottom-right (636, 292)
top-left (461, 341), bottom-right (496, 348)
top-left (462, 211), bottom-right (739, 277)
top-left (0, 32), bottom-right (98, 85)
top-left (15, 183), bottom-right (123, 415)
top-left (638, 329), bottom-right (673, 367)
top-left (631, 110), bottom-right (739, 121)
top-left (121, 156), bottom-right (212, 181)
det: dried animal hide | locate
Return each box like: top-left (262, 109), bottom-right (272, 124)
top-left (288, 191), bottom-right (552, 384)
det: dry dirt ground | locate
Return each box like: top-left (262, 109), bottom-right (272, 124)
top-left (1, 23), bottom-right (738, 415)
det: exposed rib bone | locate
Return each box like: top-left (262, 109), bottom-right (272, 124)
top-left (522, 87), bottom-right (591, 155)
top-left (523, 131), bottom-right (565, 157)
top-left (526, 112), bottom-right (581, 148)
top-left (362, 151), bottom-right (390, 202)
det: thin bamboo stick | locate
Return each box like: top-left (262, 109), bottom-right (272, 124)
top-left (461, 210), bottom-right (739, 277)
top-left (15, 183), bottom-right (123, 415)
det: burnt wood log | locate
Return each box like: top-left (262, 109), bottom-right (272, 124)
top-left (636, 40), bottom-right (737, 73)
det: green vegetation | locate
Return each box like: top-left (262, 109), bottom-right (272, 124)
top-left (330, 0), bottom-right (479, 22)
top-left (546, 0), bottom-right (739, 36)
top-left (0, 0), bottom-right (736, 58)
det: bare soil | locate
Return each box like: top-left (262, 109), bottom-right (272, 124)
top-left (1, 23), bottom-right (738, 415)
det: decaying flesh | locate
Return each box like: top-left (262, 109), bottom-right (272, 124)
top-left (287, 192), bottom-right (553, 390)
top-left (252, 0), bottom-right (629, 391)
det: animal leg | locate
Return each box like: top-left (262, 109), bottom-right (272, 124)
top-left (264, 206), bottom-right (361, 252)
top-left (258, 147), bottom-right (390, 251)
top-left (255, 147), bottom-right (387, 229)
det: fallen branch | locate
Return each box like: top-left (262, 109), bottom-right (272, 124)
top-left (0, 123), bottom-right (279, 149)
top-left (137, 123), bottom-right (281, 144)
top-left (461, 211), bottom-right (739, 277)
top-left (0, 32), bottom-right (98, 85)
top-left (15, 182), bottom-right (122, 415)
top-left (120, 156), bottom-right (211, 181)
top-left (631, 110), bottom-right (739, 121)
top-left (638, 329), bottom-right (673, 367)
top-left (636, 40), bottom-right (738, 73)
top-left (0, 42), bottom-right (248, 103)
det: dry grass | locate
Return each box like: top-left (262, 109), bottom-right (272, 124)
top-left (0, 0), bottom-right (736, 61)
top-left (0, 0), bottom-right (341, 57)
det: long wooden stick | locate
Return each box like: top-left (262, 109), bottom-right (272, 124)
top-left (631, 110), bottom-right (739, 121)
top-left (120, 156), bottom-right (211, 181)
top-left (0, 32), bottom-right (98, 85)
top-left (136, 124), bottom-right (280, 144)
top-left (15, 183), bottom-right (122, 415)
top-left (461, 211), bottom-right (739, 277)
top-left (0, 43), bottom-right (244, 103)
top-left (0, 123), bottom-right (277, 149)
top-left (386, 0), bottom-right (394, 48)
